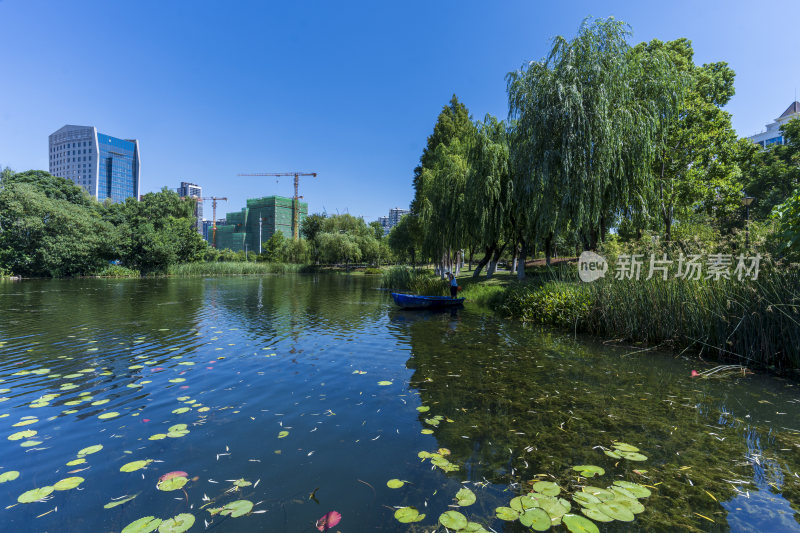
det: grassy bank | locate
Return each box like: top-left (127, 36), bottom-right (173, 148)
top-left (167, 262), bottom-right (308, 276)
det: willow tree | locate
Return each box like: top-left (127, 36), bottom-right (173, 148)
top-left (507, 17), bottom-right (680, 261)
top-left (466, 115), bottom-right (514, 278)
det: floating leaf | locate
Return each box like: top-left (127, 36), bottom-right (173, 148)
top-left (613, 481), bottom-right (651, 498)
top-left (572, 492), bottom-right (601, 507)
top-left (613, 496), bottom-right (645, 514)
top-left (439, 510), bottom-right (468, 530)
top-left (603, 450), bottom-right (621, 459)
top-left (0, 471), bottom-right (20, 483)
top-left (420, 429), bottom-right (434, 435)
top-left (158, 513), bottom-right (195, 533)
top-left (209, 500), bottom-right (254, 518)
top-left (91, 399), bottom-right (110, 406)
top-left (377, 381), bottom-right (392, 386)
top-left (387, 479), bottom-right (405, 489)
top-left (581, 506), bottom-right (613, 522)
top-left (104, 493), bottom-right (139, 509)
top-left (66, 458), bottom-right (86, 466)
top-left (532, 480), bottom-right (560, 496)
top-left (455, 487), bottom-right (476, 506)
top-left (53, 477), bottom-right (84, 491)
top-left (149, 434), bottom-right (167, 440)
top-left (278, 431), bottom-right (289, 438)
top-left (18, 486), bottom-right (54, 503)
top-left (618, 451), bottom-right (648, 462)
top-left (612, 442), bottom-right (639, 452)
top-left (157, 476), bottom-right (188, 491)
top-left (597, 502), bottom-right (635, 522)
top-left (563, 513), bottom-right (600, 533)
top-left (78, 444), bottom-right (103, 456)
top-left (120, 460), bottom-right (153, 472)
top-left (172, 407), bottom-right (190, 414)
top-left (98, 412), bottom-right (120, 420)
top-left (232, 478), bottom-right (252, 487)
top-left (572, 465), bottom-right (605, 477)
top-left (582, 486), bottom-right (614, 501)
top-left (160, 471), bottom-right (189, 483)
top-left (464, 522), bottom-right (489, 533)
top-left (416, 406), bottom-right (430, 412)
top-left (9, 429), bottom-right (37, 441)
top-left (519, 508), bottom-right (550, 531)
top-left (495, 507), bottom-right (519, 521)
top-left (394, 506), bottom-right (424, 523)
top-left (12, 418), bottom-right (38, 427)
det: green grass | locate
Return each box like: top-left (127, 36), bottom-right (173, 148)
top-left (381, 266), bottom-right (448, 296)
top-left (94, 265), bottom-right (141, 278)
top-left (167, 262), bottom-right (304, 276)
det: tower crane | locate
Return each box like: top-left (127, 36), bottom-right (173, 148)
top-left (237, 172), bottom-right (317, 240)
top-left (201, 197), bottom-right (228, 247)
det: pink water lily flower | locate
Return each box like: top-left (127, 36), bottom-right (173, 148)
top-left (159, 471), bottom-right (188, 482)
top-left (316, 510), bottom-right (341, 531)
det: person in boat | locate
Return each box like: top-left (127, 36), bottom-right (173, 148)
top-left (447, 271), bottom-right (458, 299)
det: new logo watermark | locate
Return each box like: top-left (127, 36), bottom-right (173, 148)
top-left (578, 252), bottom-right (761, 282)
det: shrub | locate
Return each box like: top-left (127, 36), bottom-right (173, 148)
top-left (95, 264), bottom-right (141, 278)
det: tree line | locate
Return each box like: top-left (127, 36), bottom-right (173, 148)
top-left (395, 17), bottom-right (800, 278)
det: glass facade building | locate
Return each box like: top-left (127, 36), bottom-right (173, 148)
top-left (48, 125), bottom-right (140, 203)
top-left (747, 101), bottom-right (800, 148)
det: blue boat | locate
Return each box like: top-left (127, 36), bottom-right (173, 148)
top-left (390, 292), bottom-right (465, 309)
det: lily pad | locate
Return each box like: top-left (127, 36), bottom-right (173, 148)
top-left (8, 429), bottom-right (37, 441)
top-left (612, 442), bottom-right (639, 452)
top-left (597, 501), bottom-right (635, 522)
top-left (20, 440), bottom-right (42, 447)
top-left (455, 487), bottom-right (476, 506)
top-left (172, 407), bottom-right (190, 414)
top-left (582, 486), bottom-right (615, 501)
top-left (104, 493), bottom-right (139, 509)
top-left (496, 506), bottom-right (519, 521)
top-left (519, 508), bottom-right (550, 531)
top-left (212, 500), bottom-right (253, 518)
top-left (158, 514), bottom-right (195, 533)
top-left (377, 381), bottom-right (392, 386)
top-left (149, 434), bottom-right (167, 440)
top-left (98, 412), bottom-right (120, 420)
top-left (66, 458), bottom-right (86, 466)
top-left (619, 451), bottom-right (648, 461)
top-left (120, 460), bottom-right (153, 472)
top-left (387, 479), bottom-right (405, 489)
top-left (78, 444), bottom-right (103, 456)
top-left (572, 492), bottom-right (601, 507)
top-left (572, 465), bottom-right (605, 477)
top-left (12, 418), bottom-right (38, 427)
top-left (439, 510), bottom-right (468, 530)
top-left (532, 480), bottom-right (560, 496)
top-left (0, 470), bottom-right (20, 482)
top-left (394, 506), bottom-right (425, 523)
top-left (613, 496), bottom-right (645, 514)
top-left (122, 517), bottom-right (163, 533)
top-left (421, 428), bottom-right (434, 435)
top-left (278, 430), bottom-right (289, 438)
top-left (416, 406), bottom-right (430, 412)
top-left (232, 478), bottom-right (252, 487)
top-left (613, 480), bottom-right (651, 498)
top-left (581, 506), bottom-right (613, 522)
top-left (18, 486), bottom-right (54, 503)
top-left (563, 513), bottom-right (600, 533)
top-left (54, 476), bottom-right (84, 491)
top-left (539, 497), bottom-right (569, 519)
top-left (168, 378), bottom-right (186, 383)
top-left (603, 449), bottom-right (622, 459)
top-left (157, 476), bottom-right (188, 491)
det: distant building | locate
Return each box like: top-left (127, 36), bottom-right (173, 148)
top-left (747, 101), bottom-right (800, 147)
top-left (202, 219), bottom-right (226, 243)
top-left (389, 207), bottom-right (410, 227)
top-left (177, 181), bottom-right (203, 234)
top-left (214, 196), bottom-right (308, 252)
top-left (377, 216), bottom-right (390, 235)
top-left (49, 124), bottom-right (140, 203)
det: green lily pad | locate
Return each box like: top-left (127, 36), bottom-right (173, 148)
top-left (496, 506), bottom-right (519, 521)
top-left (18, 486), bottom-right (54, 503)
top-left (213, 500), bottom-right (253, 518)
top-left (416, 406), bottom-right (430, 412)
top-left (519, 508), bottom-right (550, 531)
top-left (387, 479), bottom-right (405, 489)
top-left (78, 444), bottom-right (103, 456)
top-left (8, 430), bottom-right (37, 441)
top-left (120, 460), bottom-right (153, 472)
top-left (66, 458), bottom-right (86, 466)
top-left (597, 502), bottom-right (635, 522)
top-left (619, 451), bottom-right (648, 461)
top-left (509, 496), bottom-right (524, 512)
top-left (149, 434), bottom-right (167, 440)
top-left (613, 496), bottom-right (645, 514)
top-left (439, 510), bottom-right (468, 530)
top-left (158, 514), bottom-right (194, 533)
top-left (532, 480), bottom-right (560, 496)
top-left (0, 470), bottom-right (20, 482)
top-left (582, 486), bottom-right (615, 501)
top-left (377, 381), bottom-right (392, 386)
top-left (456, 487), bottom-right (476, 506)
top-left (612, 442), bottom-right (639, 452)
top-left (168, 378), bottom-right (186, 383)
top-left (519, 495), bottom-right (539, 509)
top-left (122, 516), bottom-right (162, 533)
top-left (157, 476), bottom-right (188, 491)
top-left (98, 412), bottom-right (120, 419)
top-left (232, 478), bottom-right (252, 487)
top-left (572, 491), bottom-right (601, 506)
top-left (421, 429), bottom-right (434, 435)
top-left (610, 486), bottom-right (637, 499)
top-left (12, 418), bottom-right (38, 427)
top-left (581, 506), bottom-right (613, 522)
top-left (20, 440), bottom-right (42, 447)
top-left (53, 476), bottom-right (84, 490)
top-left (91, 399), bottom-right (110, 406)
top-left (572, 465), bottom-right (605, 477)
top-left (104, 493), bottom-right (139, 509)
top-left (172, 407), bottom-right (190, 414)
top-left (613, 480), bottom-right (651, 498)
top-left (394, 506), bottom-right (425, 523)
top-left (278, 430), bottom-right (289, 438)
top-left (563, 513), bottom-right (600, 533)
top-left (603, 449), bottom-right (621, 459)
top-left (464, 522), bottom-right (489, 532)
top-left (539, 497), bottom-right (569, 519)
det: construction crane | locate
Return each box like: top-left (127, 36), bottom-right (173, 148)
top-left (201, 197), bottom-right (228, 247)
top-left (237, 172), bottom-right (317, 240)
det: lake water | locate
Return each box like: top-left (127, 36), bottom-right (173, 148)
top-left (0, 275), bottom-right (798, 532)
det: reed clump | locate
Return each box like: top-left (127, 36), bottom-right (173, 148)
top-left (167, 262), bottom-right (303, 276)
top-left (381, 266), bottom-right (448, 296)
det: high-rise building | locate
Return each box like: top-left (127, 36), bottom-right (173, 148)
top-left (177, 181), bottom-right (203, 234)
top-left (49, 125), bottom-right (140, 203)
top-left (747, 101), bottom-right (800, 147)
top-left (389, 207), bottom-right (410, 227)
top-left (214, 196), bottom-right (308, 252)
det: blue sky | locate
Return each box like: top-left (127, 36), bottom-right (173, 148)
top-left (1, 0), bottom-right (799, 221)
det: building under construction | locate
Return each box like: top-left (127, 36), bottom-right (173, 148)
top-left (214, 196), bottom-right (308, 252)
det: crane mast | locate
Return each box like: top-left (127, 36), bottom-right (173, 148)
top-left (237, 172), bottom-right (317, 240)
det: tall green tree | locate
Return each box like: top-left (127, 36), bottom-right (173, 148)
top-left (387, 214), bottom-right (422, 267)
top-left (633, 38), bottom-right (742, 240)
top-left (507, 17), bottom-right (681, 259)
